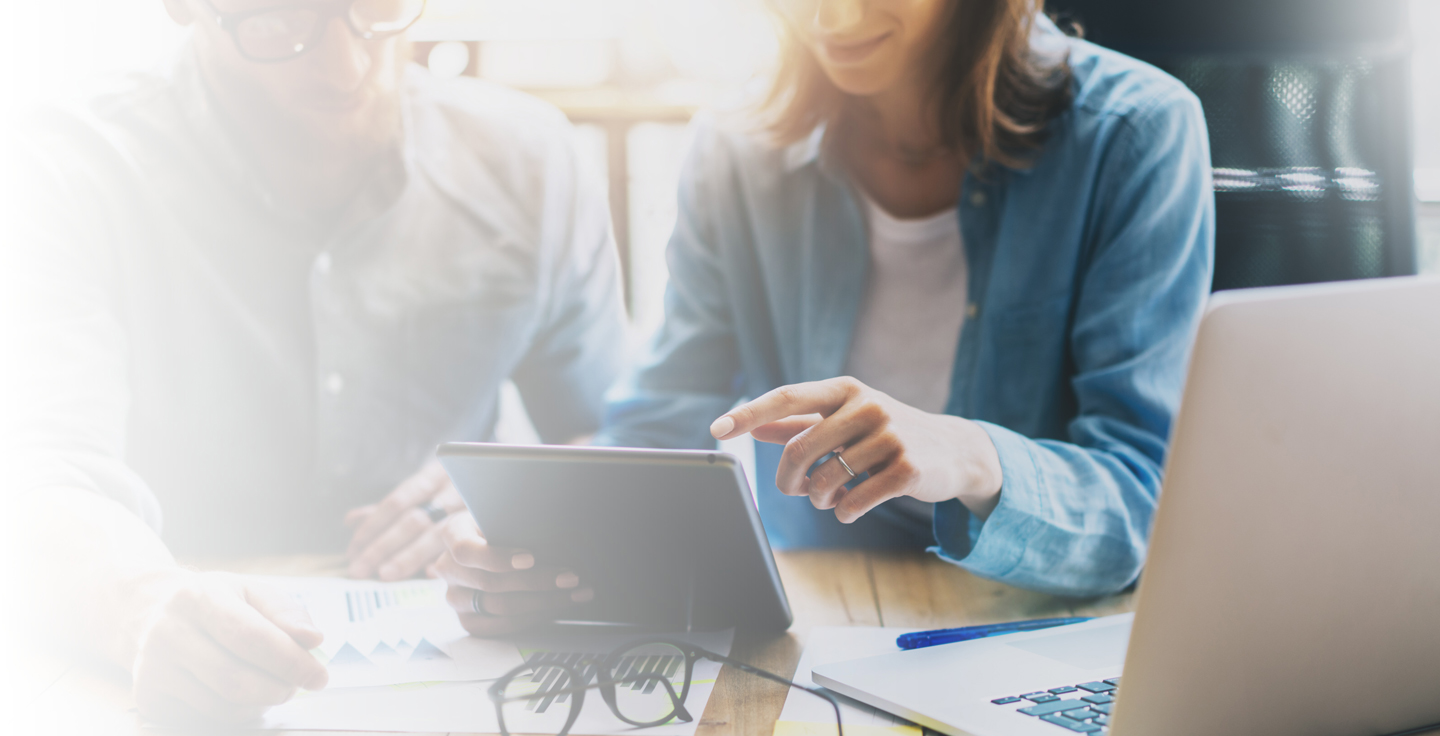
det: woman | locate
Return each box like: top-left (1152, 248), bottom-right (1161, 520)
top-left (437, 0), bottom-right (1212, 633)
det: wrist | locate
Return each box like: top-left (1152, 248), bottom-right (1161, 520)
top-left (950, 418), bottom-right (1004, 519)
top-left (103, 567), bottom-right (192, 668)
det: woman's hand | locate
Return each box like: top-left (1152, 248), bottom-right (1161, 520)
top-left (434, 514), bottom-right (594, 637)
top-left (710, 377), bottom-right (1004, 523)
top-left (344, 460), bottom-right (466, 580)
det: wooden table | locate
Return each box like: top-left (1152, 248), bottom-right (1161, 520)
top-left (14, 551), bottom-right (1134, 736)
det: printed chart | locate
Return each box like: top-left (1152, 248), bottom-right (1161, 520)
top-left (260, 576), bottom-right (524, 688)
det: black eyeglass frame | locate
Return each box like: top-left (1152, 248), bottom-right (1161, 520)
top-left (486, 638), bottom-right (845, 736)
top-left (196, 0), bottom-right (427, 63)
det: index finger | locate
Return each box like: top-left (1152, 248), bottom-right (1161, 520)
top-left (710, 378), bottom-right (861, 441)
top-left (439, 513), bottom-right (534, 572)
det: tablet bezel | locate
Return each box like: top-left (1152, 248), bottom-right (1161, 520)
top-left (436, 442), bottom-right (793, 633)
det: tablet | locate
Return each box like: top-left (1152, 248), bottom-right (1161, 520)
top-left (436, 443), bottom-right (793, 632)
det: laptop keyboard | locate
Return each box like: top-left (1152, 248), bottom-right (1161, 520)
top-left (989, 677), bottom-right (1119, 733)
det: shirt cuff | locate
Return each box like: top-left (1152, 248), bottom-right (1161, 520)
top-left (929, 420), bottom-right (1044, 583)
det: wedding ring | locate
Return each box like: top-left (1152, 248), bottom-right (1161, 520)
top-left (472, 589), bottom-right (492, 616)
top-left (835, 453), bottom-right (858, 479)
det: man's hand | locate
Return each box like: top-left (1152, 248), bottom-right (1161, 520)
top-left (345, 460), bottom-right (466, 580)
top-left (130, 571), bottom-right (328, 725)
top-left (709, 376), bottom-right (1005, 523)
top-left (435, 514), bottom-right (592, 637)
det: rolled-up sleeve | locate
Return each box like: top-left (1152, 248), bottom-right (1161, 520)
top-left (0, 137), bottom-right (163, 531)
top-left (933, 88), bottom-right (1215, 596)
top-left (594, 122), bottom-right (743, 450)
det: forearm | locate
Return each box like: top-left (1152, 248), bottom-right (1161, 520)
top-left (11, 487), bottom-right (183, 668)
top-left (934, 421), bottom-right (1161, 597)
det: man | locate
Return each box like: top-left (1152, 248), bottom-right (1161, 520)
top-left (1, 0), bottom-right (626, 724)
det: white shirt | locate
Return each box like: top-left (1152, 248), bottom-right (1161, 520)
top-left (846, 196), bottom-right (969, 414)
top-left (0, 54), bottom-right (627, 554)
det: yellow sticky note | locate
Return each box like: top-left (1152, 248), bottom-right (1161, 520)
top-left (774, 720), bottom-right (922, 736)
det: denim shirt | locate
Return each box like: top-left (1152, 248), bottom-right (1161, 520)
top-left (597, 30), bottom-right (1214, 597)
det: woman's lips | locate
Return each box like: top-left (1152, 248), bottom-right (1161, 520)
top-left (821, 32), bottom-right (892, 65)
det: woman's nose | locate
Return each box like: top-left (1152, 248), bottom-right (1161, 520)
top-left (814, 0), bottom-right (866, 33)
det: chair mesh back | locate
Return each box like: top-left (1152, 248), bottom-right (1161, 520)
top-left (1156, 57), bottom-right (1399, 289)
top-left (1045, 0), bottom-right (1416, 291)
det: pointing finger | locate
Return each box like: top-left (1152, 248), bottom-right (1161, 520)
top-left (749, 415), bottom-right (823, 445)
top-left (710, 378), bottom-right (860, 441)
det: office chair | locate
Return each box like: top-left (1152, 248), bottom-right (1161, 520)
top-left (1045, 0), bottom-right (1418, 291)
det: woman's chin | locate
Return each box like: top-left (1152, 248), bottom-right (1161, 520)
top-left (822, 66), bottom-right (904, 98)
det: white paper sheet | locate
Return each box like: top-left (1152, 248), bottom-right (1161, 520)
top-left (774, 627), bottom-right (924, 736)
top-left (263, 623), bottom-right (735, 735)
top-left (262, 576), bottom-right (526, 688)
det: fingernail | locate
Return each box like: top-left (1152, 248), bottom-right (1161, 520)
top-left (378, 564), bottom-right (397, 580)
top-left (571, 588), bottom-right (594, 603)
top-left (555, 571), bottom-right (580, 589)
top-left (511, 553), bottom-right (535, 570)
top-left (709, 415), bottom-right (735, 438)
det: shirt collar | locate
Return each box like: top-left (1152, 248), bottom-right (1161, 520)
top-left (782, 122), bottom-right (828, 173)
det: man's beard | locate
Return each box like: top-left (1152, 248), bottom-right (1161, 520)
top-left (254, 70), bottom-right (405, 172)
top-left (200, 41), bottom-right (409, 176)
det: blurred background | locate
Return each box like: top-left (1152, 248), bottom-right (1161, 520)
top-left (6, 0), bottom-right (1438, 333)
top-left (2, 1), bottom-right (1439, 460)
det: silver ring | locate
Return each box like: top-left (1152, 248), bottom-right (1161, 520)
top-left (472, 588), bottom-right (492, 616)
top-left (421, 502), bottom-right (448, 524)
top-left (835, 453), bottom-right (858, 479)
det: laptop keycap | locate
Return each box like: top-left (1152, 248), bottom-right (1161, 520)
top-left (1082, 693), bottom-right (1115, 704)
top-left (1076, 681), bottom-right (1114, 693)
top-left (1026, 694), bottom-right (1060, 703)
top-left (1040, 713), bottom-right (1102, 732)
top-left (1094, 714), bottom-right (1111, 725)
top-left (1018, 699), bottom-right (1091, 717)
top-left (1091, 703), bottom-right (1113, 715)
top-left (1103, 678), bottom-right (1121, 686)
top-left (991, 697), bottom-right (1022, 705)
top-left (1048, 686), bottom-right (1078, 694)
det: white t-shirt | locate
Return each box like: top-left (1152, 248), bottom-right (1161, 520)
top-left (846, 195), bottom-right (969, 414)
top-left (844, 194), bottom-right (969, 525)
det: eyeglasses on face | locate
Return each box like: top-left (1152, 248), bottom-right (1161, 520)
top-left (487, 638), bottom-right (845, 736)
top-left (198, 0), bottom-right (426, 63)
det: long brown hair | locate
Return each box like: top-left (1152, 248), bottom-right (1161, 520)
top-left (763, 0), bottom-right (1074, 169)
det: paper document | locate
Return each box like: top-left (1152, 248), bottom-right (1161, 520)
top-left (264, 626), bottom-right (734, 735)
top-left (262, 576), bottom-right (525, 688)
top-left (774, 627), bottom-right (923, 736)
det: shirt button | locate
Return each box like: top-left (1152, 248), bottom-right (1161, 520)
top-left (966, 302), bottom-right (980, 319)
top-left (314, 252), bottom-right (332, 276)
top-left (324, 372), bottom-right (345, 396)
top-left (969, 191), bottom-right (988, 208)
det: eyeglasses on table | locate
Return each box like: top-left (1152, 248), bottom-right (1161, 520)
top-left (488, 637), bottom-right (845, 736)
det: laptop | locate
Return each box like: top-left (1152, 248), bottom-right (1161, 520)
top-left (813, 277), bottom-right (1440, 736)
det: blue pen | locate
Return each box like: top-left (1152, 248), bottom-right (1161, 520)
top-left (896, 617), bottom-right (1092, 650)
